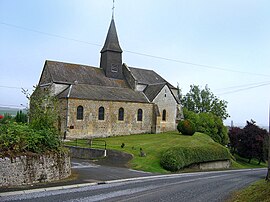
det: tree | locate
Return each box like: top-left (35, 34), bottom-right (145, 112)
top-left (15, 110), bottom-right (28, 123)
top-left (228, 127), bottom-right (242, 154)
top-left (237, 120), bottom-right (268, 164)
top-left (181, 85), bottom-right (229, 120)
top-left (27, 86), bottom-right (62, 147)
top-left (28, 86), bottom-right (60, 131)
top-left (183, 108), bottom-right (228, 145)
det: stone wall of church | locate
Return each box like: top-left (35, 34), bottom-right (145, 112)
top-left (63, 99), bottom-right (154, 139)
top-left (153, 85), bottom-right (178, 132)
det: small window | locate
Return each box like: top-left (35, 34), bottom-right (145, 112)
top-left (137, 109), bottom-right (143, 121)
top-left (111, 63), bottom-right (118, 72)
top-left (118, 108), bottom-right (124, 121)
top-left (162, 109), bottom-right (166, 121)
top-left (77, 106), bottom-right (83, 120)
top-left (98, 107), bottom-right (105, 120)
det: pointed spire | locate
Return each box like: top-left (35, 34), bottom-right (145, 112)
top-left (100, 18), bottom-right (122, 53)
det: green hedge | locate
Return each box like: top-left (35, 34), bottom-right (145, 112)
top-left (160, 144), bottom-right (231, 172)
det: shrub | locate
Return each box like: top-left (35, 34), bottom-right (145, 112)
top-left (0, 122), bottom-right (61, 156)
top-left (160, 144), bottom-right (231, 172)
top-left (0, 113), bottom-right (13, 124)
top-left (177, 119), bottom-right (196, 136)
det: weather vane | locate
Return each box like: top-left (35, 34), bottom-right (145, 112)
top-left (112, 0), bottom-right (115, 19)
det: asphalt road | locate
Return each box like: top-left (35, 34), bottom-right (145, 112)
top-left (0, 168), bottom-right (266, 202)
top-left (0, 158), bottom-right (154, 193)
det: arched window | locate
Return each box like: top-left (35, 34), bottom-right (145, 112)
top-left (118, 108), bottom-right (124, 121)
top-left (98, 107), bottom-right (105, 120)
top-left (77, 106), bottom-right (83, 120)
top-left (162, 109), bottom-right (166, 121)
top-left (137, 109), bottom-right (143, 121)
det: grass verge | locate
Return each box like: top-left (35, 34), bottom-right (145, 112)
top-left (231, 154), bottom-right (267, 169)
top-left (228, 180), bottom-right (270, 202)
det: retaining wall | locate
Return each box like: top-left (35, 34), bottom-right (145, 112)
top-left (0, 152), bottom-right (71, 187)
top-left (190, 160), bottom-right (231, 170)
top-left (66, 146), bottom-right (106, 159)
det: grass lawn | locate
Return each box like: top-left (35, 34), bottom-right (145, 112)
top-left (228, 180), bottom-right (270, 202)
top-left (65, 131), bottom-right (229, 173)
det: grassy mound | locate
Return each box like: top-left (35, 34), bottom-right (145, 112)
top-left (66, 131), bottom-right (230, 173)
top-left (160, 144), bottom-right (231, 171)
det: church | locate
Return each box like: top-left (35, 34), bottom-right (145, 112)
top-left (37, 17), bottom-right (183, 139)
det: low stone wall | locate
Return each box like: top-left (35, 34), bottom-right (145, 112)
top-left (66, 146), bottom-right (106, 159)
top-left (190, 160), bottom-right (231, 170)
top-left (0, 152), bottom-right (71, 187)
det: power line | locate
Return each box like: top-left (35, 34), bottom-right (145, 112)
top-left (1, 21), bottom-right (270, 78)
top-left (0, 22), bottom-right (101, 47)
top-left (125, 50), bottom-right (270, 78)
top-left (0, 85), bottom-right (32, 89)
top-left (214, 81), bottom-right (270, 92)
top-left (0, 104), bottom-right (26, 108)
top-left (217, 82), bottom-right (270, 96)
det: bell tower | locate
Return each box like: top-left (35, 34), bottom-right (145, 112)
top-left (100, 17), bottom-right (123, 79)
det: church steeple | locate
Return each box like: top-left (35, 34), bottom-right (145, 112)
top-left (100, 18), bottom-right (123, 79)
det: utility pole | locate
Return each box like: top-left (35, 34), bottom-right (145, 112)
top-left (267, 104), bottom-right (270, 181)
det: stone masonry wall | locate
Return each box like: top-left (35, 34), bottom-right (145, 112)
top-left (153, 85), bottom-right (178, 132)
top-left (66, 146), bottom-right (106, 159)
top-left (65, 99), bottom-right (154, 139)
top-left (190, 160), bottom-right (231, 170)
top-left (0, 153), bottom-right (71, 187)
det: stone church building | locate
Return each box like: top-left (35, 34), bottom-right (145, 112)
top-left (37, 18), bottom-right (183, 139)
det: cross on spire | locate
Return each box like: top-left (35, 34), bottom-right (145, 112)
top-left (112, 0), bottom-right (115, 19)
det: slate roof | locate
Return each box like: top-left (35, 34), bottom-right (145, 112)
top-left (39, 61), bottom-right (177, 103)
top-left (129, 67), bottom-right (176, 89)
top-left (143, 83), bottom-right (166, 102)
top-left (40, 60), bottom-right (129, 88)
top-left (58, 84), bottom-right (149, 103)
top-left (101, 19), bottom-right (122, 53)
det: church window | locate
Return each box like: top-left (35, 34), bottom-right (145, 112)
top-left (137, 109), bottom-right (143, 121)
top-left (98, 107), bottom-right (105, 120)
top-left (118, 108), bottom-right (124, 121)
top-left (162, 109), bottom-right (166, 121)
top-left (77, 106), bottom-right (83, 120)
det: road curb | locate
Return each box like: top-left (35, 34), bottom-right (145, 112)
top-left (0, 182), bottom-right (97, 197)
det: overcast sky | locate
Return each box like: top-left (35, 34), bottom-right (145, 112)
top-left (1, 0), bottom-right (270, 127)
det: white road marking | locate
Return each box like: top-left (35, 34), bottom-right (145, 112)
top-left (71, 162), bottom-right (100, 169)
